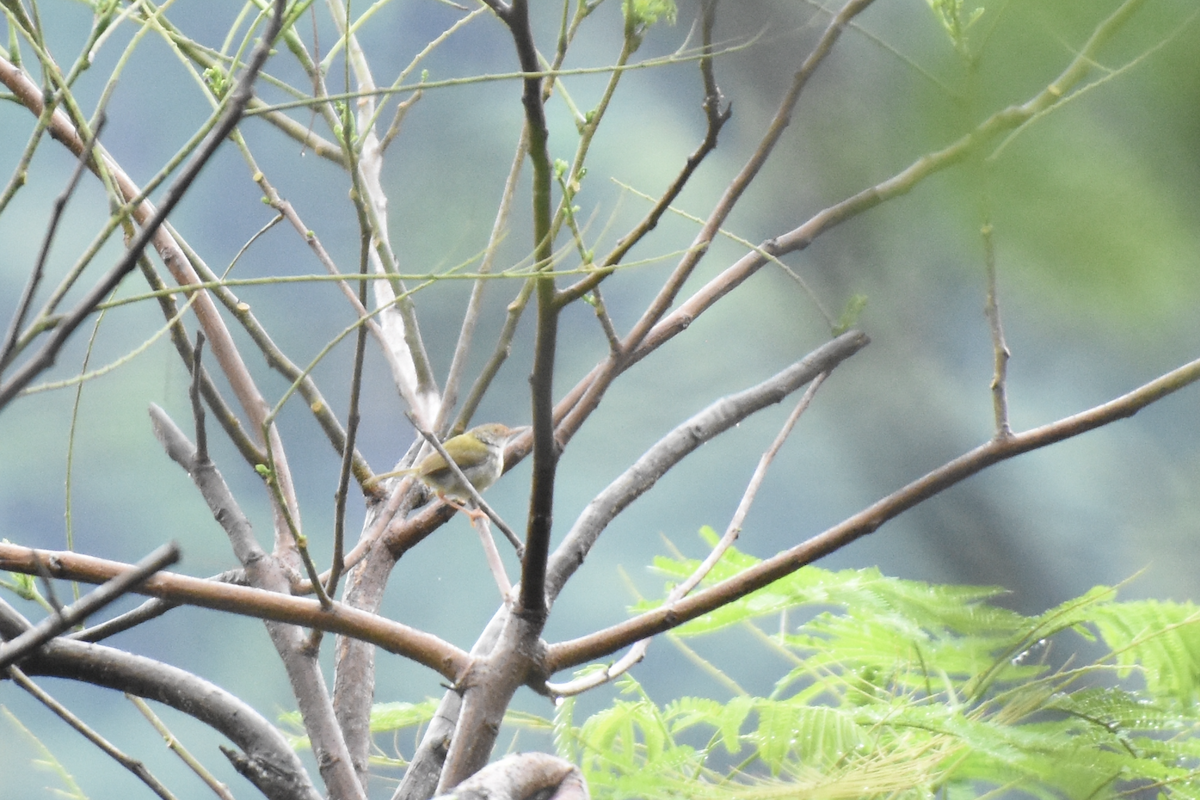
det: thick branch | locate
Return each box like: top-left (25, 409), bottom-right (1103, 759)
top-left (431, 753), bottom-right (587, 800)
top-left (0, 543), bottom-right (180, 670)
top-left (0, 543), bottom-right (470, 682)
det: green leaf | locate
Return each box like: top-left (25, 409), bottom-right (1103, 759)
top-left (832, 293), bottom-right (868, 336)
top-left (623, 0), bottom-right (676, 32)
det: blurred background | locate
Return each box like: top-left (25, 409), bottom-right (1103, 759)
top-left (1, 0), bottom-right (1198, 797)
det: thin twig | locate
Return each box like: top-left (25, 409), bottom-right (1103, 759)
top-left (134, 256), bottom-right (265, 466)
top-left (556, 0), bottom-right (732, 306)
top-left (545, 371), bottom-right (832, 696)
top-left (472, 517), bottom-right (515, 604)
top-left (32, 554), bottom-right (64, 614)
top-left (551, 0), bottom-right (874, 445)
top-left (259, 432), bottom-right (332, 609)
top-left (170, 228), bottom-right (374, 484)
top-left (7, 667), bottom-right (180, 800)
top-left (252, 169), bottom-right (403, 383)
top-left (325, 205), bottom-right (372, 602)
top-left (438, 123), bottom-right (527, 434)
top-left (616, 0), bottom-right (876, 354)
top-left (981, 216), bottom-right (1011, 438)
top-left (588, 285), bottom-right (622, 355)
top-left (455, 277), bottom-right (536, 433)
top-left (190, 331), bottom-right (208, 461)
top-left (373, 8), bottom-right (490, 153)
top-left (546, 332), bottom-right (867, 603)
top-left (0, 1), bottom-right (287, 408)
top-left (128, 694), bottom-right (237, 800)
top-left (0, 115), bottom-right (105, 372)
top-left (68, 570), bottom-right (250, 642)
top-left (327, 0), bottom-right (442, 427)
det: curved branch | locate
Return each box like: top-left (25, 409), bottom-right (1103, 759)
top-left (431, 753), bottom-right (587, 800)
top-left (0, 600), bottom-right (321, 800)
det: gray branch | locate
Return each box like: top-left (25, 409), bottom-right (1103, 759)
top-left (546, 330), bottom-right (868, 600)
top-left (0, 599), bottom-right (320, 800)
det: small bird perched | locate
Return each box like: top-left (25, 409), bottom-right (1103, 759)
top-left (368, 423), bottom-right (528, 514)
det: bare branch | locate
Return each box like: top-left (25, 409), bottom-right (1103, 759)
top-left (455, 278), bottom-right (536, 433)
top-left (189, 331), bottom-right (209, 461)
top-left (251, 169), bottom-right (409, 437)
top-left (128, 694), bottom-right (238, 800)
top-left (0, 541), bottom-right (471, 682)
top-left (168, 230), bottom-right (373, 484)
top-left (546, 373), bottom-right (828, 696)
top-left (134, 257), bottom-right (266, 466)
top-left (614, 0), bottom-right (876, 356)
top-left (546, 351), bottom-right (1200, 672)
top-left (0, 0), bottom-right (288, 409)
top-left (557, 0), bottom-right (731, 306)
top-left (546, 332), bottom-right (868, 602)
top-left (430, 753), bottom-right (587, 800)
top-left (439, 129), bottom-right (526, 434)
top-left (981, 216), bottom-right (1011, 438)
top-left (7, 667), bottom-right (180, 800)
top-left (550, 0), bottom-right (876, 450)
top-left (0, 599), bottom-right (322, 800)
top-left (497, 0), bottom-right (559, 624)
top-left (0, 542), bottom-right (180, 670)
top-left (0, 114), bottom-right (105, 372)
top-left (472, 516), bottom-right (515, 604)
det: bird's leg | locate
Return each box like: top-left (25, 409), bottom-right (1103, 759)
top-left (435, 492), bottom-right (488, 524)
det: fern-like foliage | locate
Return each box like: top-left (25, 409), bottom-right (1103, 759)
top-left (553, 529), bottom-right (1200, 799)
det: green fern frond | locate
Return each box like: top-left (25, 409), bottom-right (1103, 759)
top-left (567, 537), bottom-right (1200, 799)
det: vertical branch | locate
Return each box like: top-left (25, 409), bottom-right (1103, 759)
top-left (981, 213), bottom-right (1011, 438)
top-left (326, 195), bottom-right (372, 600)
top-left (505, 0), bottom-right (558, 621)
top-left (326, 0), bottom-right (441, 425)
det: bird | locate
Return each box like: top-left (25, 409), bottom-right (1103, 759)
top-left (368, 423), bottom-right (528, 518)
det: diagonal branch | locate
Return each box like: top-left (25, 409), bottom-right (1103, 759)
top-left (0, 598), bottom-right (322, 800)
top-left (546, 350), bottom-right (1200, 673)
top-left (546, 332), bottom-right (868, 602)
top-left (547, 372), bottom-right (829, 697)
top-left (556, 0), bottom-right (731, 306)
top-left (0, 0), bottom-right (287, 410)
top-left (7, 667), bottom-right (180, 800)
